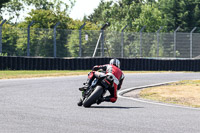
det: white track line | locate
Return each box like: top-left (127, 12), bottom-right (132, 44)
top-left (118, 81), bottom-right (200, 111)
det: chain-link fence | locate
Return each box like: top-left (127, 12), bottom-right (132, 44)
top-left (0, 26), bottom-right (200, 58)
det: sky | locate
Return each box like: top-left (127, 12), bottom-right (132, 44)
top-left (2, 0), bottom-right (109, 22)
top-left (69, 0), bottom-right (102, 20)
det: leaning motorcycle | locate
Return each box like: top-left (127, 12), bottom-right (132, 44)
top-left (80, 73), bottom-right (113, 108)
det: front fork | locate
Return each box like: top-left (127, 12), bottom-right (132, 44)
top-left (81, 91), bottom-right (86, 100)
top-left (81, 87), bottom-right (93, 101)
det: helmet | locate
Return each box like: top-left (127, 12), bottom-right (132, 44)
top-left (110, 58), bottom-right (120, 68)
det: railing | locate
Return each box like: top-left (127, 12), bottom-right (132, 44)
top-left (1, 56), bottom-right (200, 71)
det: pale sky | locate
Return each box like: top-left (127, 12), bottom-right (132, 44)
top-left (2, 0), bottom-right (109, 22)
top-left (69, 0), bottom-right (103, 20)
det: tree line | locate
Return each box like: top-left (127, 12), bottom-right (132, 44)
top-left (1, 0), bottom-right (200, 31)
top-left (0, 0), bottom-right (200, 57)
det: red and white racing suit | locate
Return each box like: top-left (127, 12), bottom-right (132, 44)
top-left (87, 64), bottom-right (124, 103)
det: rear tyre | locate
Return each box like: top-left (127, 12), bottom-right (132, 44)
top-left (83, 86), bottom-right (103, 108)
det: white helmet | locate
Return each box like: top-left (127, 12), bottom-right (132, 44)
top-left (110, 58), bottom-right (120, 68)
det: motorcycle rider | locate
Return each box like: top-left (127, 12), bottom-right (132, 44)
top-left (78, 58), bottom-right (125, 106)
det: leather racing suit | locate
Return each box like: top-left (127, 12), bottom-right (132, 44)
top-left (87, 64), bottom-right (125, 103)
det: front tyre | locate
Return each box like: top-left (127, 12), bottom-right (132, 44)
top-left (83, 86), bottom-right (103, 108)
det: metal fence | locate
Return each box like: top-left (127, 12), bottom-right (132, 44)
top-left (0, 26), bottom-right (200, 58)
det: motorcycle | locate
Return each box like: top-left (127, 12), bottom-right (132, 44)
top-left (79, 73), bottom-right (114, 108)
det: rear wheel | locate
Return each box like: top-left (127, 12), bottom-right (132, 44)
top-left (83, 86), bottom-right (103, 107)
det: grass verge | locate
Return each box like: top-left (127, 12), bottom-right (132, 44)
top-left (0, 70), bottom-right (175, 79)
top-left (140, 80), bottom-right (200, 108)
top-left (0, 70), bottom-right (91, 79)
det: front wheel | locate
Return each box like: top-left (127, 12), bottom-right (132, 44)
top-left (83, 86), bottom-right (103, 107)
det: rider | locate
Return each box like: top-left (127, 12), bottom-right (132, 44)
top-left (78, 58), bottom-right (125, 106)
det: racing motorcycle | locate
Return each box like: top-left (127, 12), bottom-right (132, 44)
top-left (80, 73), bottom-right (114, 108)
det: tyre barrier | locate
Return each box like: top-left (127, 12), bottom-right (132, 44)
top-left (0, 56), bottom-right (200, 71)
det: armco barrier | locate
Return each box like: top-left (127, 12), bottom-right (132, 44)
top-left (0, 56), bottom-right (200, 71)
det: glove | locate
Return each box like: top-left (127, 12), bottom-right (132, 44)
top-left (92, 65), bottom-right (98, 71)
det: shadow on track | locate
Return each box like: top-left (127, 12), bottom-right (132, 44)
top-left (90, 106), bottom-right (143, 109)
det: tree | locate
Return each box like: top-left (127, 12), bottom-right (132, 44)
top-left (158, 0), bottom-right (200, 31)
top-left (86, 0), bottom-right (144, 57)
top-left (0, 0), bottom-right (10, 9)
top-left (87, 0), bottom-right (113, 24)
top-left (132, 4), bottom-right (164, 32)
top-left (16, 8), bottom-right (73, 57)
top-left (0, 0), bottom-right (11, 20)
top-left (177, 0), bottom-right (200, 31)
top-left (87, 0), bottom-right (144, 32)
top-left (194, 3), bottom-right (200, 29)
top-left (0, 22), bottom-right (19, 56)
top-left (67, 20), bottom-right (100, 57)
top-left (2, 0), bottom-right (25, 22)
top-left (2, 0), bottom-right (75, 23)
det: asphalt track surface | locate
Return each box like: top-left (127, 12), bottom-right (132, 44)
top-left (0, 73), bottom-right (200, 133)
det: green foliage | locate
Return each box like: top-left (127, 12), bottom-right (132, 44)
top-left (67, 21), bottom-right (100, 57)
top-left (104, 31), bottom-right (122, 57)
top-left (87, 0), bottom-right (112, 24)
top-left (158, 0), bottom-right (200, 31)
top-left (0, 53), bottom-right (8, 56)
top-left (2, 0), bottom-right (24, 22)
top-left (2, 0), bottom-right (75, 22)
top-left (1, 0), bottom-right (200, 58)
top-left (132, 4), bottom-right (164, 32)
top-left (87, 0), bottom-right (143, 32)
top-left (16, 9), bottom-right (72, 57)
top-left (1, 22), bottom-right (20, 56)
top-left (0, 0), bottom-right (10, 9)
top-left (11, 0), bottom-right (77, 57)
top-left (88, 0), bottom-right (200, 32)
top-left (85, 0), bottom-right (200, 57)
top-left (18, 9), bottom-right (71, 29)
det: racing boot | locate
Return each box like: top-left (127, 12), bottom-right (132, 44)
top-left (96, 96), bottom-right (111, 105)
top-left (79, 72), bottom-right (94, 91)
top-left (96, 98), bottom-right (103, 105)
top-left (96, 97), bottom-right (110, 105)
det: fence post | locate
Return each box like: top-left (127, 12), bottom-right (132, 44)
top-left (0, 20), bottom-right (6, 54)
top-left (121, 25), bottom-right (128, 57)
top-left (27, 21), bottom-right (35, 56)
top-left (157, 26), bottom-right (163, 57)
top-left (140, 26), bottom-right (146, 57)
top-left (53, 22), bottom-right (60, 58)
top-left (92, 32), bottom-right (102, 57)
top-left (101, 30), bottom-right (104, 57)
top-left (100, 22), bottom-right (110, 57)
top-left (79, 22), bottom-right (86, 57)
top-left (190, 27), bottom-right (196, 58)
top-left (174, 26), bottom-right (180, 58)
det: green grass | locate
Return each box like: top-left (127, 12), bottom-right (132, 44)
top-left (0, 70), bottom-right (177, 79)
top-left (0, 70), bottom-right (91, 79)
